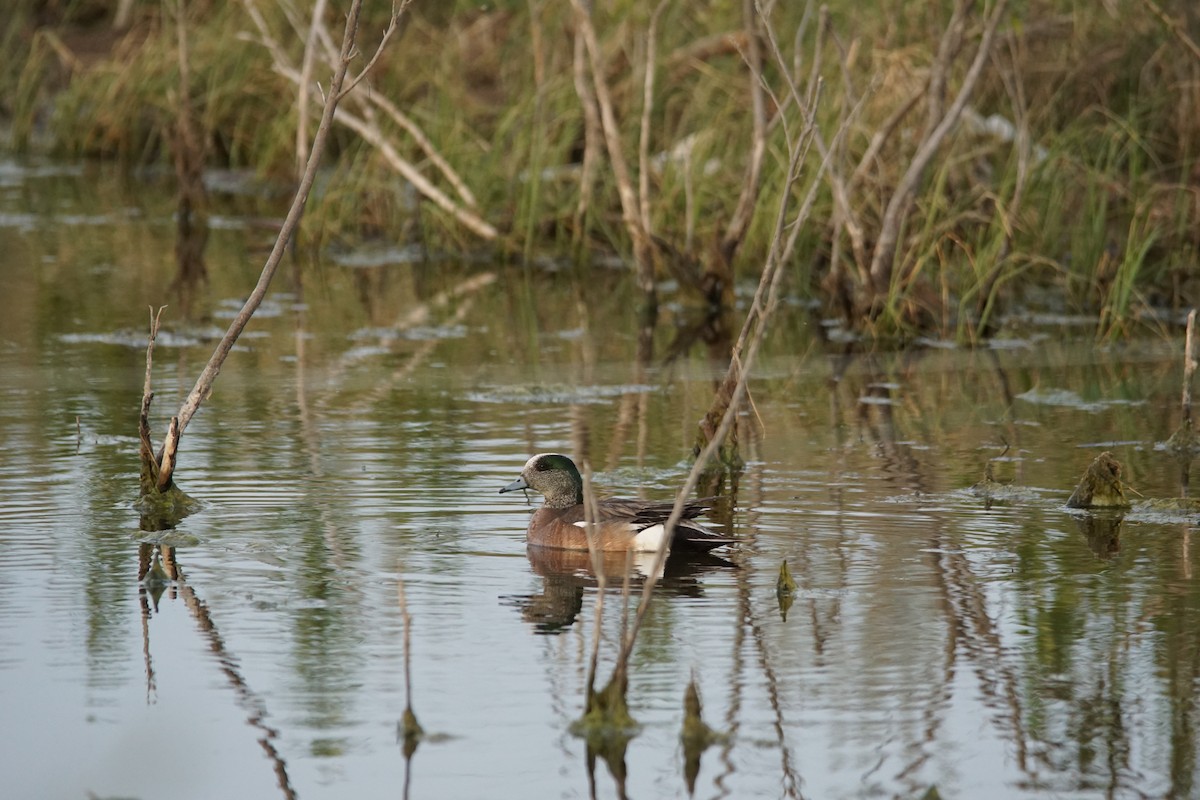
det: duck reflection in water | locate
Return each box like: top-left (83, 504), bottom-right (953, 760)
top-left (508, 547), bottom-right (735, 633)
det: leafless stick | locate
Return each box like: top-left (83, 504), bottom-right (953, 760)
top-left (580, 462), bottom-right (607, 703)
top-left (572, 25), bottom-right (602, 239)
top-left (141, 305), bottom-right (166, 418)
top-left (336, 1), bottom-right (409, 101)
top-left (158, 0), bottom-right (380, 488)
top-left (720, 0), bottom-right (767, 263)
top-left (367, 92), bottom-right (478, 208)
top-left (924, 0), bottom-right (973, 140)
top-left (867, 0), bottom-right (1010, 298)
top-left (848, 86), bottom-right (924, 189)
top-left (240, 0), bottom-right (296, 72)
top-left (803, 6), bottom-right (827, 113)
top-left (265, 0), bottom-right (479, 213)
top-left (295, 0), bottom-right (329, 177)
top-left (139, 306), bottom-right (167, 490)
top-left (156, 417), bottom-right (180, 491)
top-left (761, 2), bottom-right (867, 276)
top-left (333, 106), bottom-right (497, 238)
top-left (638, 1), bottom-right (669, 239)
top-left (396, 577), bottom-right (417, 720)
top-left (790, 1), bottom-right (815, 85)
top-left (1141, 0), bottom-right (1200, 64)
top-left (1184, 309), bottom-right (1197, 427)
top-left (827, 25), bottom-right (858, 111)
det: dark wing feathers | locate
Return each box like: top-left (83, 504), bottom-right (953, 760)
top-left (597, 496), bottom-right (733, 552)
top-left (598, 497), bottom-right (712, 527)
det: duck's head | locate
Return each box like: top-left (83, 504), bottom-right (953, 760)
top-left (499, 453), bottom-right (584, 508)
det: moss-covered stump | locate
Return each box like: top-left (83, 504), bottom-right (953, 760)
top-left (571, 668), bottom-right (640, 760)
top-left (399, 705), bottom-right (424, 758)
top-left (1066, 452), bottom-right (1131, 509)
top-left (135, 484), bottom-right (203, 531)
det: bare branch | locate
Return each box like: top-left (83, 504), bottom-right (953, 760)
top-left (333, 105), bottom-right (498, 238)
top-left (295, 0), bottom-right (329, 177)
top-left (171, 0), bottom-right (378, 448)
top-left (638, 1), bottom-right (669, 239)
top-left (366, 92), bottom-right (479, 208)
top-left (1141, 0), bottom-right (1200, 64)
top-left (337, 0), bottom-right (412, 101)
top-left (617, 6), bottom-right (845, 663)
top-left (571, 21), bottom-right (602, 239)
top-left (720, 0), bottom-right (768, 264)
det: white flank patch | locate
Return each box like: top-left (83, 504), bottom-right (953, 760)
top-left (632, 524), bottom-right (667, 552)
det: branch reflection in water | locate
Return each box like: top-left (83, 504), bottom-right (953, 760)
top-left (136, 543), bottom-right (297, 800)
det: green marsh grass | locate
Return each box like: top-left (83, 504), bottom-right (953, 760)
top-left (5, 0), bottom-right (1199, 339)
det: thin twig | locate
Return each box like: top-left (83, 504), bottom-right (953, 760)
top-left (720, 0), bottom-right (767, 264)
top-left (367, 92), bottom-right (479, 208)
top-left (1183, 309), bottom-right (1197, 427)
top-left (241, 0), bottom-right (491, 234)
top-left (337, 1), bottom-right (410, 101)
top-left (397, 577), bottom-right (415, 714)
top-left (580, 462), bottom-right (607, 705)
top-left (867, 0), bottom-right (1010, 299)
top-left (924, 0), bottom-right (973, 140)
top-left (638, 1), bottom-right (669, 239)
top-left (768, 3), bottom-right (868, 277)
top-left (571, 25), bottom-right (602, 242)
top-left (295, 0), bottom-right (329, 177)
top-left (1141, 0), bottom-right (1200, 64)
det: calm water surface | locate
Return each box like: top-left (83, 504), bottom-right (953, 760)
top-left (1, 159), bottom-right (1198, 799)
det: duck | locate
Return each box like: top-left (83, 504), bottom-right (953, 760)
top-left (499, 453), bottom-right (734, 553)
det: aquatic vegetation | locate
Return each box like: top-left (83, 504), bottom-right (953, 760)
top-left (775, 558), bottom-right (798, 621)
top-left (5, 1), bottom-right (1199, 339)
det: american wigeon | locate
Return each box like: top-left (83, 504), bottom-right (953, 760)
top-left (499, 453), bottom-right (734, 553)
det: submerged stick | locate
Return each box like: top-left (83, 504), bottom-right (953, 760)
top-left (138, 306), bottom-right (167, 495)
top-left (574, 462), bottom-right (641, 743)
top-left (397, 576), bottom-right (423, 754)
top-left (1167, 309), bottom-right (1199, 457)
top-left (1182, 309), bottom-right (1196, 428)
